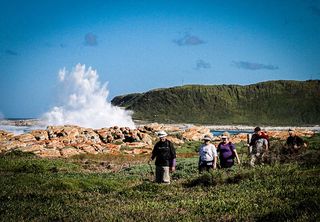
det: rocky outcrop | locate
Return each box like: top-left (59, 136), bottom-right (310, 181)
top-left (0, 124), bottom-right (316, 158)
top-left (0, 125), bottom-right (160, 158)
top-left (182, 126), bottom-right (211, 141)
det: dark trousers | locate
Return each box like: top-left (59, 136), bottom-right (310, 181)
top-left (199, 161), bottom-right (213, 173)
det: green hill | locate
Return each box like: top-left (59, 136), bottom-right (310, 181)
top-left (111, 80), bottom-right (320, 125)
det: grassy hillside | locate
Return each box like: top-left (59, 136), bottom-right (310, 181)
top-left (111, 80), bottom-right (320, 125)
top-left (1, 135), bottom-right (320, 221)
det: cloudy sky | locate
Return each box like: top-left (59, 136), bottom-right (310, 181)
top-left (0, 0), bottom-right (320, 118)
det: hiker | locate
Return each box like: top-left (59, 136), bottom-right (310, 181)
top-left (217, 132), bottom-right (240, 168)
top-left (285, 129), bottom-right (306, 153)
top-left (150, 131), bottom-right (176, 184)
top-left (198, 135), bottom-right (217, 173)
top-left (249, 127), bottom-right (269, 167)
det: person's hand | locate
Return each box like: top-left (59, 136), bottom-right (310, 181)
top-left (169, 167), bottom-right (176, 172)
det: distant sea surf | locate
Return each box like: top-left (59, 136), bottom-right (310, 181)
top-left (0, 118), bottom-right (253, 136)
top-left (0, 118), bottom-right (44, 135)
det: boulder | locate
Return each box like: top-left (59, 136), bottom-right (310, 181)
top-left (95, 128), bottom-right (113, 143)
top-left (31, 130), bottom-right (49, 141)
top-left (76, 143), bottom-right (98, 154)
top-left (0, 130), bottom-right (14, 142)
top-left (143, 123), bottom-right (181, 133)
top-left (230, 133), bottom-right (248, 143)
top-left (45, 138), bottom-right (65, 149)
top-left (167, 136), bottom-right (184, 145)
top-left (182, 126), bottom-right (211, 141)
top-left (38, 148), bottom-right (61, 158)
top-left (18, 144), bottom-right (44, 153)
top-left (125, 142), bottom-right (150, 149)
top-left (79, 128), bottom-right (101, 143)
top-left (104, 143), bottom-right (121, 152)
top-left (123, 148), bottom-right (152, 155)
top-left (13, 133), bottom-right (36, 143)
top-left (60, 147), bottom-right (82, 157)
top-left (2, 141), bottom-right (27, 151)
top-left (138, 132), bottom-right (153, 145)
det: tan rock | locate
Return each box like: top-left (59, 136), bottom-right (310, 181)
top-left (132, 148), bottom-right (152, 155)
top-left (31, 130), bottom-right (49, 141)
top-left (96, 129), bottom-right (113, 143)
top-left (38, 148), bottom-right (61, 158)
top-left (60, 147), bottom-right (82, 157)
top-left (45, 138), bottom-right (65, 149)
top-left (2, 141), bottom-right (27, 150)
top-left (124, 148), bottom-right (152, 155)
top-left (104, 143), bottom-right (121, 151)
top-left (76, 143), bottom-right (98, 154)
top-left (18, 144), bottom-right (44, 152)
top-left (13, 133), bottom-right (36, 142)
top-left (143, 123), bottom-right (181, 133)
top-left (0, 130), bottom-right (14, 142)
top-left (167, 136), bottom-right (184, 145)
top-left (79, 128), bottom-right (101, 143)
top-left (182, 127), bottom-right (211, 141)
top-left (125, 142), bottom-right (150, 149)
top-left (182, 126), bottom-right (210, 141)
top-left (138, 132), bottom-right (153, 145)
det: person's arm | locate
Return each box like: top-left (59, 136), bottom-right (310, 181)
top-left (297, 136), bottom-right (304, 147)
top-left (265, 139), bottom-right (269, 151)
top-left (230, 143), bottom-right (240, 165)
top-left (213, 156), bottom-right (217, 169)
top-left (169, 141), bottom-right (176, 172)
top-left (212, 144), bottom-right (218, 170)
top-left (150, 143), bottom-right (158, 162)
top-left (234, 150), bottom-right (241, 165)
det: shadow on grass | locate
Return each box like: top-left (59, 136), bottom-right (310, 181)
top-left (184, 168), bottom-right (253, 188)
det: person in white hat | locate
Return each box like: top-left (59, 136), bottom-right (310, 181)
top-left (198, 135), bottom-right (217, 173)
top-left (150, 131), bottom-right (176, 184)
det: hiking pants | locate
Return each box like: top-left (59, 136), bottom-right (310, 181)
top-left (155, 166), bottom-right (170, 183)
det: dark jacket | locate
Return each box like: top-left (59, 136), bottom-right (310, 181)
top-left (151, 139), bottom-right (176, 166)
top-left (286, 136), bottom-right (304, 147)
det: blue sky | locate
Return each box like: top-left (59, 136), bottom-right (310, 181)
top-left (0, 0), bottom-right (320, 118)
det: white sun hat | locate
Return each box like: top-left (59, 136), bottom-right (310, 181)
top-left (221, 131), bottom-right (230, 139)
top-left (203, 135), bottom-right (212, 141)
top-left (157, 130), bottom-right (168, 138)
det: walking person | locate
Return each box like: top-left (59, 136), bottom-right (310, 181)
top-left (150, 131), bottom-right (176, 184)
top-left (249, 127), bottom-right (269, 167)
top-left (217, 132), bottom-right (241, 168)
top-left (285, 129), bottom-right (306, 154)
top-left (198, 135), bottom-right (217, 173)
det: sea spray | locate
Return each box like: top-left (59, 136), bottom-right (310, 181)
top-left (42, 64), bottom-right (135, 129)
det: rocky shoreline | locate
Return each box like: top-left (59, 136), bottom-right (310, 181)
top-left (0, 121), bottom-right (316, 158)
top-left (1, 119), bottom-right (319, 131)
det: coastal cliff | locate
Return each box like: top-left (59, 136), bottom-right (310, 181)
top-left (112, 80), bottom-right (320, 125)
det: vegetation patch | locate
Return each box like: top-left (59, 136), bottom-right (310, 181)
top-left (0, 137), bottom-right (319, 221)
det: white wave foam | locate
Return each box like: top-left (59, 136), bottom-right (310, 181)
top-left (42, 64), bottom-right (135, 129)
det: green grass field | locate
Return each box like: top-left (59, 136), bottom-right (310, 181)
top-left (1, 135), bottom-right (320, 221)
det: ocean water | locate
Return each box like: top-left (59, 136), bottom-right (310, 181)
top-left (0, 119), bottom-right (45, 135)
top-left (211, 129), bottom-right (253, 137)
